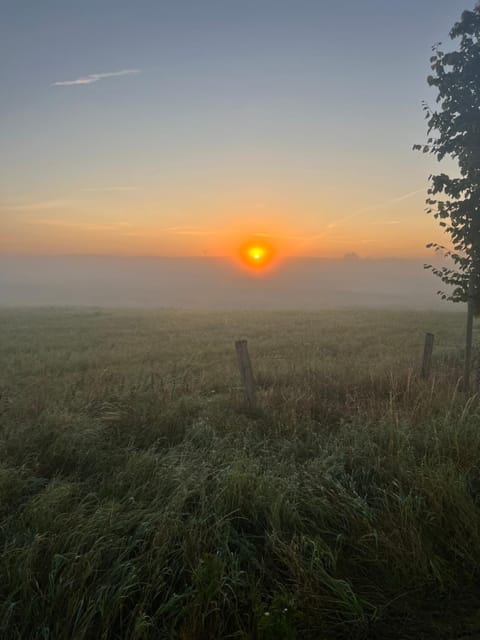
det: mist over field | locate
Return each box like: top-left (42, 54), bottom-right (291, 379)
top-left (0, 255), bottom-right (452, 310)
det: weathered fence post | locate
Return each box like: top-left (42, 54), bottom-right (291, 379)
top-left (235, 339), bottom-right (256, 409)
top-left (421, 332), bottom-right (434, 379)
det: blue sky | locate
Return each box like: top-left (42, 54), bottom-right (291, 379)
top-left (0, 0), bottom-right (472, 257)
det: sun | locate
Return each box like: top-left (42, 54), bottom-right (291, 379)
top-left (239, 240), bottom-right (274, 270)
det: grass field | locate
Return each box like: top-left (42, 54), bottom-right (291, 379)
top-left (1, 308), bottom-right (480, 640)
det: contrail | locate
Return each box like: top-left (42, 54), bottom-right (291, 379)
top-left (326, 188), bottom-right (425, 231)
top-left (295, 187), bottom-right (425, 247)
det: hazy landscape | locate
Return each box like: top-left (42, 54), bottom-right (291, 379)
top-left (0, 256), bottom-right (451, 310)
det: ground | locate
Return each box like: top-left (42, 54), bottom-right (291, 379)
top-left (0, 308), bottom-right (479, 639)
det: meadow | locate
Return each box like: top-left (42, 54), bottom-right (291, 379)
top-left (1, 307), bottom-right (480, 640)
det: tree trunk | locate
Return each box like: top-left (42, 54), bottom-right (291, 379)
top-left (464, 273), bottom-right (475, 393)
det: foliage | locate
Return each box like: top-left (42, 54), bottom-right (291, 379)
top-left (1, 309), bottom-right (480, 639)
top-left (415, 3), bottom-right (480, 311)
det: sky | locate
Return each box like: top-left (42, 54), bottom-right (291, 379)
top-left (0, 0), bottom-right (472, 259)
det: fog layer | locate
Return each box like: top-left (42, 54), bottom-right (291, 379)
top-left (0, 256), bottom-right (454, 310)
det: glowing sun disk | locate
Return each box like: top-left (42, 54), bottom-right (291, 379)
top-left (240, 241), bottom-right (274, 269)
top-left (249, 246), bottom-right (265, 260)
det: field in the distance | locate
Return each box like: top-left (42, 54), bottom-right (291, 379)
top-left (1, 308), bottom-right (480, 640)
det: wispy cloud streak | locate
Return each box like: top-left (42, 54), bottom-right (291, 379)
top-left (326, 188), bottom-right (425, 231)
top-left (51, 69), bottom-right (141, 87)
top-left (0, 200), bottom-right (71, 212)
top-left (165, 226), bottom-right (219, 236)
top-left (29, 218), bottom-right (132, 232)
top-left (293, 188), bottom-right (425, 249)
top-left (81, 186), bottom-right (138, 192)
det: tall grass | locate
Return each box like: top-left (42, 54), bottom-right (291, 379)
top-left (1, 308), bottom-right (479, 639)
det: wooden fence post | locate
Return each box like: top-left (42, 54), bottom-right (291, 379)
top-left (235, 340), bottom-right (256, 409)
top-left (421, 332), bottom-right (434, 379)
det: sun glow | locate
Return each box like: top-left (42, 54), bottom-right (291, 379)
top-left (239, 240), bottom-right (274, 270)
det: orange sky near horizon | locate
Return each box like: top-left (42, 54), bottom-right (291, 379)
top-left (1, 183), bottom-right (448, 260)
top-left (1, 2), bottom-right (466, 262)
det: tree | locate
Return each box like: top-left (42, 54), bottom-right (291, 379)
top-left (415, 3), bottom-right (480, 390)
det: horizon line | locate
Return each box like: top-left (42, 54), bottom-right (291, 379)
top-left (0, 252), bottom-right (433, 261)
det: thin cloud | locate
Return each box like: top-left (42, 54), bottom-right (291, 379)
top-left (51, 69), bottom-right (141, 87)
top-left (81, 186), bottom-right (138, 192)
top-left (29, 219), bottom-right (132, 232)
top-left (166, 227), bottom-right (219, 236)
top-left (0, 200), bottom-right (71, 212)
top-left (31, 219), bottom-right (115, 231)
